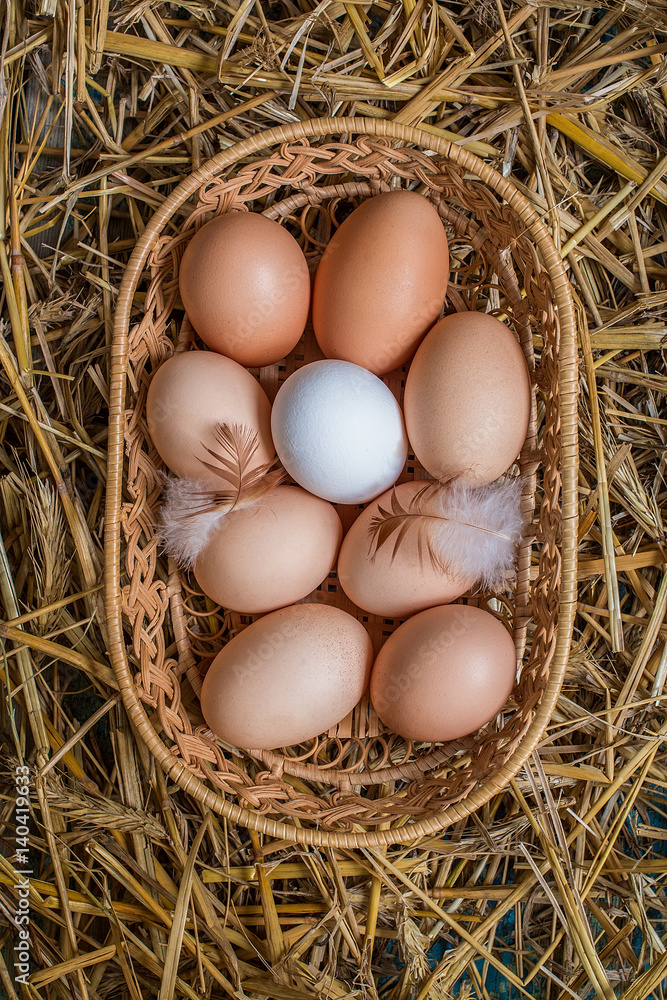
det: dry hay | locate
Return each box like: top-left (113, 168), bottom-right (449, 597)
top-left (1, 1), bottom-right (667, 997)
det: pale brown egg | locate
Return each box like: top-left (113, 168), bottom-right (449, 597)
top-left (312, 191), bottom-right (449, 376)
top-left (146, 351), bottom-right (274, 487)
top-left (199, 603), bottom-right (374, 750)
top-left (194, 486), bottom-right (343, 614)
top-left (370, 604), bottom-right (516, 743)
top-left (178, 212), bottom-right (311, 368)
top-left (337, 481), bottom-right (473, 618)
top-left (404, 312), bottom-right (531, 484)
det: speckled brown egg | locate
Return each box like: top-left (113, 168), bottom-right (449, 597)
top-left (337, 481), bottom-right (473, 618)
top-left (194, 486), bottom-right (343, 614)
top-left (312, 191), bottom-right (449, 376)
top-left (370, 604), bottom-right (516, 743)
top-left (146, 350), bottom-right (274, 487)
top-left (199, 603), bottom-right (374, 750)
top-left (404, 311), bottom-right (531, 484)
top-left (179, 212), bottom-right (311, 367)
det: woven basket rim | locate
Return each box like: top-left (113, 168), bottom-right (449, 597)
top-left (104, 116), bottom-right (579, 848)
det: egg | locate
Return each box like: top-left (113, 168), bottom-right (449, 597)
top-left (200, 603), bottom-right (374, 750)
top-left (179, 212), bottom-right (311, 367)
top-left (194, 486), bottom-right (343, 614)
top-left (370, 604), bottom-right (516, 743)
top-left (312, 191), bottom-right (449, 375)
top-left (337, 481), bottom-right (473, 618)
top-left (146, 351), bottom-right (274, 487)
top-left (271, 360), bottom-right (408, 504)
top-left (404, 311), bottom-right (531, 485)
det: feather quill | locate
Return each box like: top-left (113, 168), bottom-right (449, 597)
top-left (368, 477), bottom-right (525, 591)
top-left (159, 422), bottom-right (286, 568)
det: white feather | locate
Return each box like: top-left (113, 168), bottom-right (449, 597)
top-left (159, 476), bottom-right (229, 569)
top-left (430, 477), bottom-right (525, 591)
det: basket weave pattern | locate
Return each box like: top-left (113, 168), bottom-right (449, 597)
top-left (107, 120), bottom-right (577, 846)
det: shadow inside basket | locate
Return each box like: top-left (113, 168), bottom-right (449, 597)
top-left (123, 154), bottom-right (561, 825)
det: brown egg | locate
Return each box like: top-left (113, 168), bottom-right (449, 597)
top-left (370, 604), bottom-right (516, 742)
top-left (312, 191), bottom-right (449, 376)
top-left (146, 351), bottom-right (274, 487)
top-left (200, 603), bottom-right (374, 750)
top-left (194, 486), bottom-right (343, 614)
top-left (337, 481), bottom-right (473, 618)
top-left (404, 312), bottom-right (531, 485)
top-left (179, 212), bottom-right (311, 367)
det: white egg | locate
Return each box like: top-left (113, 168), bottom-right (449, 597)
top-left (271, 360), bottom-right (408, 504)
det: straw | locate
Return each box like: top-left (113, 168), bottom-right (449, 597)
top-left (2, 1), bottom-right (667, 996)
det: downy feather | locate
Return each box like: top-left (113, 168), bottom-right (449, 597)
top-left (368, 477), bottom-right (525, 591)
top-left (159, 422), bottom-right (286, 568)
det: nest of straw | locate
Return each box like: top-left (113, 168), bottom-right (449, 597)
top-left (1, 1), bottom-right (667, 997)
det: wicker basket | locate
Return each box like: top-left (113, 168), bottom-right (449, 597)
top-left (105, 117), bottom-right (578, 848)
